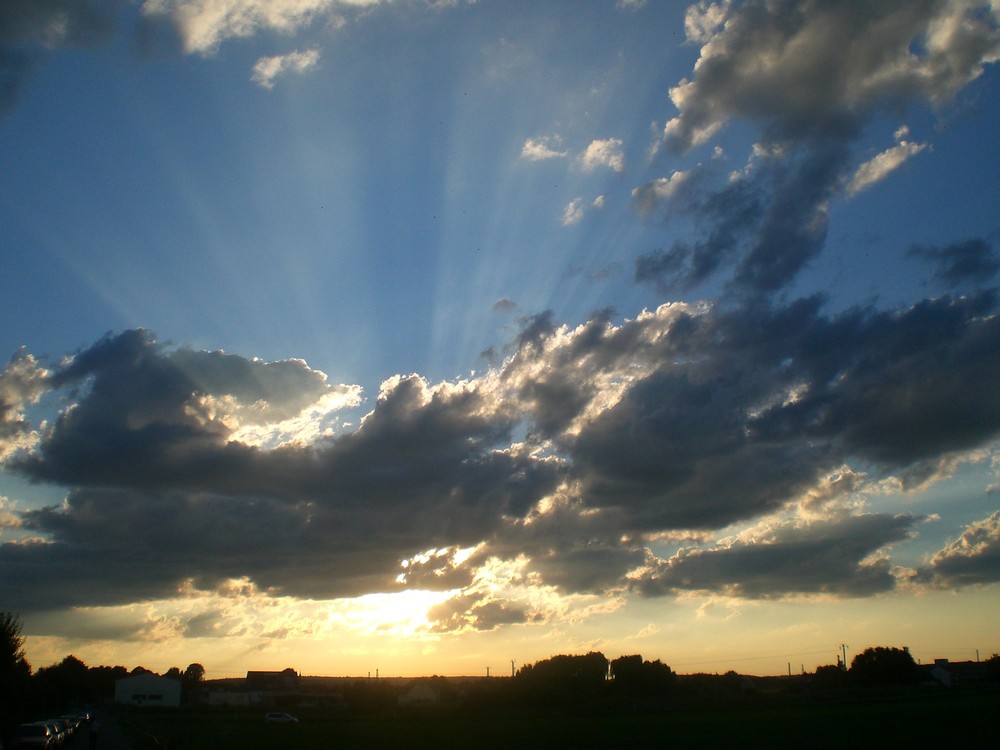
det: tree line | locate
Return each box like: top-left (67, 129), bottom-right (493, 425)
top-left (1, 613), bottom-right (205, 740)
top-left (4, 610), bottom-right (999, 729)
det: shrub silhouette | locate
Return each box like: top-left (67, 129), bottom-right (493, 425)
top-left (849, 646), bottom-right (921, 686)
top-left (610, 655), bottom-right (676, 695)
top-left (514, 652), bottom-right (608, 707)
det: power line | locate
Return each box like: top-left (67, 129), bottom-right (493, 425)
top-left (668, 648), bottom-right (833, 667)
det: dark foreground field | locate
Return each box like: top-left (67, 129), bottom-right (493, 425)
top-left (117, 688), bottom-right (998, 749)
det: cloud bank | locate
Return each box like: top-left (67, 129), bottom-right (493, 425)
top-left (3, 277), bottom-right (1000, 627)
top-left (635, 0), bottom-right (1000, 297)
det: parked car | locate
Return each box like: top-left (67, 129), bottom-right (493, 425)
top-left (41, 723), bottom-right (62, 748)
top-left (265, 712), bottom-right (299, 724)
top-left (8, 723), bottom-right (53, 749)
top-left (48, 720), bottom-right (72, 741)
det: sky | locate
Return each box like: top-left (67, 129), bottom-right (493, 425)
top-left (1, 0), bottom-right (1000, 679)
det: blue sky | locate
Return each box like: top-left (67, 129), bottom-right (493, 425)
top-left (2, 0), bottom-right (1000, 678)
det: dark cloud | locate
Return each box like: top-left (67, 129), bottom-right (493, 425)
top-left (633, 514), bottom-right (919, 598)
top-left (1, 481), bottom-right (515, 614)
top-left (0, 0), bottom-right (120, 115)
top-left (132, 5), bottom-right (185, 58)
top-left (746, 293), bottom-right (1000, 465)
top-left (182, 609), bottom-right (234, 639)
top-left (505, 291), bottom-right (1000, 535)
top-left (427, 593), bottom-right (530, 633)
top-left (917, 511), bottom-right (1000, 587)
top-left (2, 332), bottom-right (564, 613)
top-left (732, 142), bottom-right (843, 293)
top-left (665, 1), bottom-right (1000, 153)
top-left (395, 548), bottom-right (478, 592)
top-left (637, 1), bottom-right (1000, 297)
top-left (569, 366), bottom-right (822, 530)
top-left (0, 0), bottom-right (118, 47)
top-left (528, 544), bottom-right (645, 594)
top-left (637, 142), bottom-right (844, 295)
top-left (20, 335), bottom-right (559, 532)
top-left (5, 488), bottom-right (388, 611)
top-left (492, 297), bottom-right (518, 313)
top-left (513, 310), bottom-right (558, 350)
top-left (5, 277), bottom-right (1000, 614)
top-left (437, 286), bottom-right (1000, 599)
top-left (635, 171), bottom-right (763, 292)
top-left (908, 237), bottom-right (1000, 286)
top-left (15, 330), bottom-right (335, 493)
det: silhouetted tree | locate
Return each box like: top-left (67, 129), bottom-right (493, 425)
top-left (610, 655), bottom-right (643, 684)
top-left (849, 646), bottom-right (921, 686)
top-left (984, 653), bottom-right (1000, 683)
top-left (184, 663), bottom-right (205, 683)
top-left (610, 655), bottom-right (676, 695)
top-left (515, 652), bottom-right (608, 707)
top-left (35, 654), bottom-right (90, 708)
top-left (182, 663), bottom-right (205, 703)
top-left (86, 664), bottom-right (129, 700)
top-left (1, 612), bottom-right (32, 735)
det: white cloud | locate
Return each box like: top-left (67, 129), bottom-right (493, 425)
top-left (847, 139), bottom-right (928, 195)
top-left (631, 169), bottom-right (690, 216)
top-left (579, 138), bottom-right (625, 173)
top-left (519, 135), bottom-right (568, 161)
top-left (251, 48), bottom-right (322, 89)
top-left (0, 496), bottom-right (21, 530)
top-left (142, 0), bottom-right (350, 54)
top-left (921, 511), bottom-right (1000, 587)
top-left (684, 0), bottom-right (732, 44)
top-left (562, 197), bottom-right (584, 226)
top-left (663, 1), bottom-right (1000, 153)
top-left (0, 350), bottom-right (48, 463)
top-left (227, 385), bottom-right (362, 447)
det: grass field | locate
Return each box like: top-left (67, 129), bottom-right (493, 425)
top-left (117, 688), bottom-right (998, 749)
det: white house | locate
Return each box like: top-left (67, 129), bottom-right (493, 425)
top-left (398, 683), bottom-right (439, 706)
top-left (115, 673), bottom-right (182, 707)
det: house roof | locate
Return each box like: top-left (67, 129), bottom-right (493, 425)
top-left (246, 669), bottom-right (300, 691)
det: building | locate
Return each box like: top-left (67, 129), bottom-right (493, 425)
top-left (115, 673), bottom-right (182, 707)
top-left (924, 658), bottom-right (987, 687)
top-left (246, 668), bottom-right (300, 706)
top-left (206, 686), bottom-right (251, 707)
top-left (398, 683), bottom-right (440, 706)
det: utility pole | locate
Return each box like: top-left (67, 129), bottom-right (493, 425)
top-left (486, 666), bottom-right (490, 678)
top-left (840, 644), bottom-right (848, 670)
top-left (511, 660), bottom-right (516, 678)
